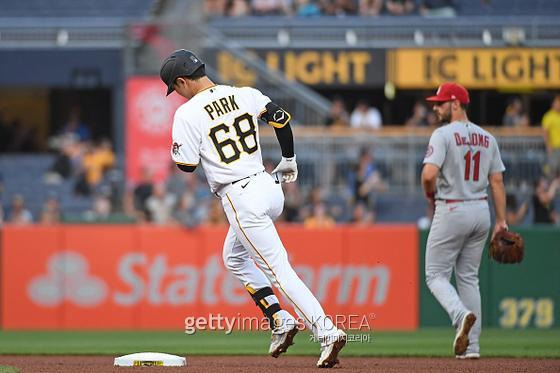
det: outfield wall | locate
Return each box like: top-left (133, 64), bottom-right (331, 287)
top-left (420, 227), bottom-right (560, 329)
top-left (0, 225), bottom-right (418, 330)
top-left (0, 225), bottom-right (557, 331)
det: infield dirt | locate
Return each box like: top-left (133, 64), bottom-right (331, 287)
top-left (1, 356), bottom-right (559, 372)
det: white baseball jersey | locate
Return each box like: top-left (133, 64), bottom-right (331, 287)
top-left (423, 121), bottom-right (505, 200)
top-left (171, 85), bottom-right (272, 192)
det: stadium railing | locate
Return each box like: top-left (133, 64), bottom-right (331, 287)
top-left (258, 126), bottom-right (546, 193)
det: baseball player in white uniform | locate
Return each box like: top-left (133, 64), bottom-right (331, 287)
top-left (421, 83), bottom-right (507, 359)
top-left (160, 49), bottom-right (346, 368)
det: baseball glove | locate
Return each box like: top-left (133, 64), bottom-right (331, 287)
top-left (489, 230), bottom-right (524, 264)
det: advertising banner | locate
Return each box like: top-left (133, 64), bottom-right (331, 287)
top-left (387, 48), bottom-right (560, 89)
top-left (125, 76), bottom-right (186, 184)
top-left (1, 225), bottom-right (418, 331)
top-left (205, 49), bottom-right (386, 88)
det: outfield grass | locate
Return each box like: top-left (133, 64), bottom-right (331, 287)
top-left (0, 329), bottom-right (558, 357)
top-left (0, 367), bottom-right (19, 373)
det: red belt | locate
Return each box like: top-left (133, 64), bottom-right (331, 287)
top-left (437, 197), bottom-right (487, 204)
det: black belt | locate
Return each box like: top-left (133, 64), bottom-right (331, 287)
top-left (231, 171), bottom-right (263, 185)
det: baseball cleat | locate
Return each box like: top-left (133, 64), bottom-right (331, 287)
top-left (456, 352), bottom-right (480, 359)
top-left (453, 312), bottom-right (476, 356)
top-left (317, 330), bottom-right (347, 368)
top-left (269, 325), bottom-right (298, 358)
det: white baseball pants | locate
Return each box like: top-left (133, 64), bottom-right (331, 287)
top-left (218, 172), bottom-right (339, 344)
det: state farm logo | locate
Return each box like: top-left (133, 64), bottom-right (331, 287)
top-left (27, 252), bottom-right (108, 307)
top-left (26, 253), bottom-right (390, 307)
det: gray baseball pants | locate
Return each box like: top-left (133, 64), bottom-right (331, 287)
top-left (425, 200), bottom-right (490, 354)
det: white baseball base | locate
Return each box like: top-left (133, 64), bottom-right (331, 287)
top-left (114, 352), bottom-right (186, 367)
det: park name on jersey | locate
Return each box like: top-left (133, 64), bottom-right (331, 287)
top-left (453, 132), bottom-right (490, 148)
top-left (203, 95), bottom-right (240, 120)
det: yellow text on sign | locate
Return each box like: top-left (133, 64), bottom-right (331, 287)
top-left (499, 298), bottom-right (554, 329)
top-left (388, 48), bottom-right (560, 88)
top-left (217, 51), bottom-right (372, 86)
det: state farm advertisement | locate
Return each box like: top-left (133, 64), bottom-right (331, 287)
top-left (1, 225), bottom-right (418, 330)
top-left (125, 76), bottom-right (186, 184)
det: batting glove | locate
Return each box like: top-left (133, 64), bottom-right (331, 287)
top-left (272, 155), bottom-right (298, 183)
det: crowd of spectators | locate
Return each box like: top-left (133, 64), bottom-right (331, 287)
top-left (2, 94), bottom-right (560, 227)
top-left (204, 0), bottom-right (457, 18)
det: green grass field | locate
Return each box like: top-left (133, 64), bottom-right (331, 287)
top-left (0, 329), bottom-right (558, 357)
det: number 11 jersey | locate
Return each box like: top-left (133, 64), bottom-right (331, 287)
top-left (423, 121), bottom-right (506, 200)
top-left (171, 85), bottom-right (271, 192)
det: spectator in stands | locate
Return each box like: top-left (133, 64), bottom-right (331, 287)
top-left (122, 188), bottom-right (140, 222)
top-left (45, 136), bottom-right (76, 184)
top-left (304, 201), bottom-right (336, 228)
top-left (206, 0), bottom-right (227, 16)
top-left (60, 106), bottom-right (91, 142)
top-left (320, 0), bottom-right (358, 16)
top-left (282, 182), bottom-right (303, 222)
top-left (426, 111), bottom-right (438, 127)
top-left (505, 193), bottom-right (528, 226)
top-left (350, 203), bottom-right (375, 225)
top-left (166, 161), bottom-right (188, 199)
top-left (8, 194), bottom-right (33, 224)
top-left (325, 96), bottom-right (350, 128)
top-left (418, 0), bottom-right (456, 17)
top-left (146, 182), bottom-right (177, 225)
top-left (350, 100), bottom-right (382, 129)
top-left (81, 139), bottom-right (115, 189)
top-left (134, 167), bottom-right (155, 220)
top-left (532, 176), bottom-right (559, 224)
top-left (251, 0), bottom-right (289, 15)
top-left (349, 147), bottom-right (387, 207)
top-left (359, 0), bottom-right (383, 16)
top-left (295, 0), bottom-right (322, 16)
top-left (173, 191), bottom-right (207, 227)
top-left (405, 101), bottom-right (428, 127)
top-left (385, 0), bottom-right (415, 15)
top-left (503, 97), bottom-right (529, 127)
top-left (204, 199), bottom-right (228, 225)
top-left (84, 193), bottom-right (112, 221)
top-left (225, 0), bottom-right (251, 16)
top-left (40, 195), bottom-right (62, 224)
top-left (542, 95), bottom-right (560, 177)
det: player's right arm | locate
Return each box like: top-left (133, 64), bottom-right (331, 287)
top-left (171, 108), bottom-right (201, 173)
top-left (421, 129), bottom-right (446, 202)
top-left (247, 86), bottom-right (297, 183)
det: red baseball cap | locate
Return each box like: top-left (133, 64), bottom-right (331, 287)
top-left (426, 82), bottom-right (470, 104)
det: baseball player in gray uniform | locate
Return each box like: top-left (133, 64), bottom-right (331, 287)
top-left (421, 82), bottom-right (508, 359)
top-left (160, 49), bottom-right (346, 368)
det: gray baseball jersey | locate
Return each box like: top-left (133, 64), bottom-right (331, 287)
top-left (423, 121), bottom-right (505, 200)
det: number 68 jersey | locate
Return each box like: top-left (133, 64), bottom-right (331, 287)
top-left (423, 121), bottom-right (506, 200)
top-left (171, 85), bottom-right (273, 192)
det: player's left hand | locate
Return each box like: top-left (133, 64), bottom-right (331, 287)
top-left (272, 155), bottom-right (298, 183)
top-left (491, 220), bottom-right (508, 242)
